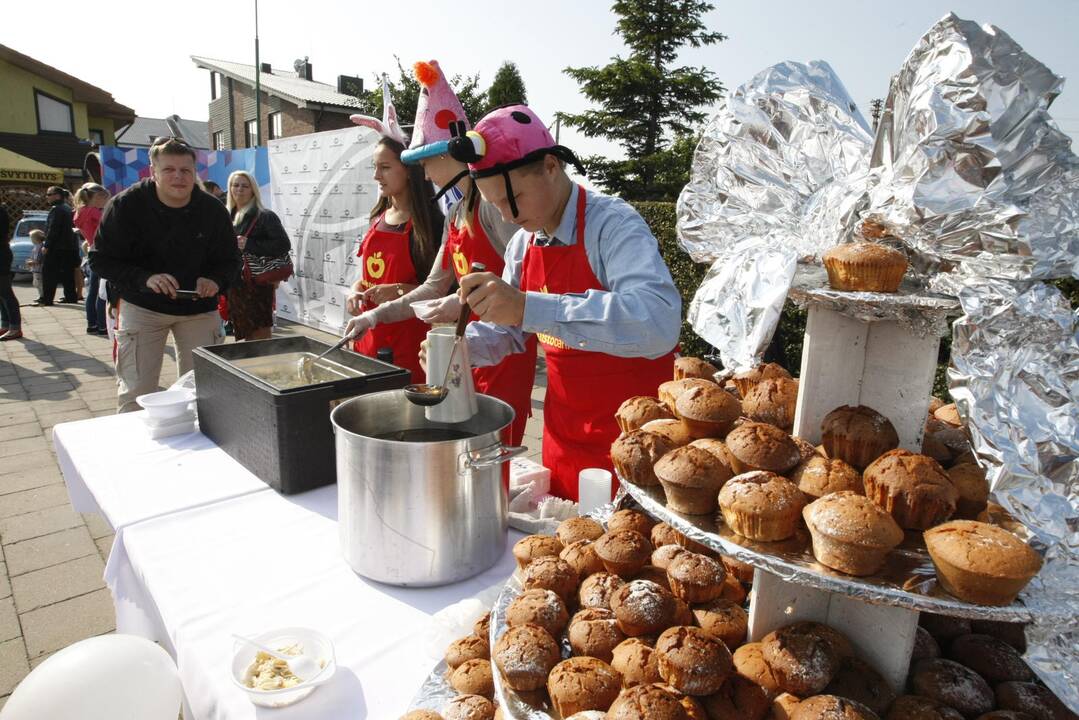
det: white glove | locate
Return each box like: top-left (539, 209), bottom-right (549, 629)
top-left (343, 313), bottom-right (375, 341)
top-left (410, 293), bottom-right (462, 324)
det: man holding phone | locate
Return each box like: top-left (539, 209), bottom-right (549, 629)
top-left (90, 137), bottom-right (240, 412)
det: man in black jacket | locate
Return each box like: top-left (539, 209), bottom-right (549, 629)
top-left (90, 137), bottom-right (240, 412)
top-left (35, 186), bottom-right (78, 305)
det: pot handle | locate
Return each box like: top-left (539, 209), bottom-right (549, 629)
top-left (460, 443), bottom-right (528, 472)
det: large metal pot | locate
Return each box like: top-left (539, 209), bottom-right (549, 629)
top-left (331, 389), bottom-right (525, 586)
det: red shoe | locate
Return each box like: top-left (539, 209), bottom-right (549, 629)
top-left (0, 330), bottom-right (23, 341)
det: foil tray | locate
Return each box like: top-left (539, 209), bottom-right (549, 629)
top-left (406, 659), bottom-right (457, 715)
top-left (619, 475), bottom-right (1041, 622)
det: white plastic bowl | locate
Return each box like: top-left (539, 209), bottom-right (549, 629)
top-left (230, 627), bottom-right (336, 709)
top-left (135, 390), bottom-right (194, 419)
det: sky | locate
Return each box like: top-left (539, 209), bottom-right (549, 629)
top-left (4, 0), bottom-right (1078, 160)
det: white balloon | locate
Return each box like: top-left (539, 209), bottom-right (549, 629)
top-left (1, 634), bottom-right (182, 720)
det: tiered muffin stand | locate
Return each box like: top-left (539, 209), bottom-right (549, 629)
top-left (620, 266), bottom-right (1037, 692)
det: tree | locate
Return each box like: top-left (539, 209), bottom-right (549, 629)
top-left (560, 0), bottom-right (726, 200)
top-left (355, 57), bottom-right (488, 134)
top-left (485, 62), bottom-right (528, 113)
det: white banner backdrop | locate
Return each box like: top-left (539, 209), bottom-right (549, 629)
top-left (269, 126), bottom-right (381, 334)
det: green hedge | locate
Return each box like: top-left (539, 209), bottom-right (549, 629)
top-left (634, 201), bottom-right (1079, 400)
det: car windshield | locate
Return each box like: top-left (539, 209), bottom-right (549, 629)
top-left (15, 219), bottom-right (46, 237)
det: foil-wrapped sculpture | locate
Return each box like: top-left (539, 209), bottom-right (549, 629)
top-left (678, 12), bottom-right (1079, 709)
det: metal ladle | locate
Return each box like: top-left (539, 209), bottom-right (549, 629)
top-left (297, 334), bottom-right (352, 383)
top-left (403, 261), bottom-right (485, 407)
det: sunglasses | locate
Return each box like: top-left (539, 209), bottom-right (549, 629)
top-left (150, 136), bottom-right (194, 150)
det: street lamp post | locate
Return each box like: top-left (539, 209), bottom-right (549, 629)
top-left (254, 0), bottom-right (262, 146)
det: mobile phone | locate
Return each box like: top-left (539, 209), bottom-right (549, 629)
top-left (174, 290), bottom-right (200, 300)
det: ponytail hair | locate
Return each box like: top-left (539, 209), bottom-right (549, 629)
top-left (74, 182), bottom-right (107, 209)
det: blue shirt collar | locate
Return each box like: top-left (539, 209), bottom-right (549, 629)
top-left (534, 183), bottom-right (581, 247)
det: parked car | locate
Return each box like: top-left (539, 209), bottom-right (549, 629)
top-left (10, 211), bottom-right (48, 278)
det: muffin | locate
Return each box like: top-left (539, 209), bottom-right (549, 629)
top-left (977, 502), bottom-right (1029, 538)
top-left (688, 438), bottom-right (738, 475)
top-left (947, 463), bottom-right (990, 519)
top-left (741, 377), bottom-right (800, 431)
top-left (492, 623), bottom-right (561, 692)
top-left (970, 619), bottom-right (1027, 651)
top-left (995, 681), bottom-right (1075, 720)
top-left (935, 403), bottom-right (962, 427)
top-left (617, 396), bottom-right (675, 433)
top-left (732, 363), bottom-right (792, 397)
top-left (568, 608), bottom-right (626, 663)
top-left (863, 449), bottom-right (957, 530)
top-left (674, 356), bottom-right (719, 381)
top-left (721, 554), bottom-right (755, 583)
top-left (790, 695), bottom-right (881, 719)
top-left (560, 539), bottom-right (607, 580)
top-left (911, 626), bottom-right (941, 663)
top-left (651, 522), bottom-right (680, 548)
top-left (652, 544), bottom-right (689, 570)
top-left (656, 684), bottom-right (709, 720)
top-left (822, 241), bottom-right (908, 292)
top-left (802, 491), bottom-right (904, 576)
top-left (612, 637), bottom-right (661, 688)
top-left (446, 634), bottom-right (489, 670)
top-left (557, 516), bottom-right (606, 546)
top-left (579, 572), bottom-right (625, 610)
top-left (719, 575), bottom-right (747, 605)
top-left (760, 623), bottom-right (843, 696)
top-left (675, 384), bottom-right (743, 439)
top-left (793, 436), bottom-right (819, 463)
top-left (885, 695), bottom-right (963, 720)
top-left (401, 711), bottom-right (444, 720)
top-left (449, 658), bottom-right (494, 699)
top-left (473, 612), bottom-right (491, 641)
top-left (659, 378), bottom-right (717, 414)
top-left (791, 456), bottom-right (863, 499)
top-left (948, 633), bottom-right (1033, 683)
top-left (610, 580), bottom-right (677, 636)
top-left (820, 405), bottom-right (899, 471)
top-left (824, 656), bottom-right (895, 716)
top-left (701, 674), bottom-right (771, 720)
top-left (640, 418), bottom-right (695, 448)
top-left (594, 530), bottom-right (653, 578)
top-left (910, 658), bottom-right (994, 718)
top-left (442, 695), bottom-right (495, 720)
top-left (611, 430), bottom-right (676, 487)
top-left (733, 642), bottom-right (782, 699)
top-left (718, 471), bottom-right (806, 542)
top-left (655, 626), bottom-right (733, 696)
top-left (725, 422), bottom-right (802, 475)
top-left (633, 564), bottom-right (672, 589)
top-left (665, 552), bottom-right (727, 603)
top-left (608, 509), bottom-right (657, 538)
top-left (772, 693), bottom-right (803, 720)
top-left (654, 445), bottom-right (733, 515)
top-left (975, 712), bottom-right (1037, 720)
top-left (513, 534), bottom-right (563, 571)
top-left (505, 588), bottom-right (570, 637)
top-left (607, 684), bottom-right (691, 719)
top-left (547, 656), bottom-right (622, 717)
top-left (691, 598), bottom-right (747, 649)
top-left (522, 555), bottom-right (579, 603)
top-left (924, 520), bottom-right (1043, 606)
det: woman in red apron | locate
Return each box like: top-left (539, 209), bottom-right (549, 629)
top-left (518, 187), bottom-right (674, 500)
top-left (347, 137), bottom-right (443, 382)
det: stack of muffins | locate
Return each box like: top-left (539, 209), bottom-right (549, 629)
top-left (610, 361), bottom-right (1044, 607)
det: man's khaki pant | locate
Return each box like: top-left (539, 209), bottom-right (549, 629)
top-left (116, 303), bottom-right (223, 413)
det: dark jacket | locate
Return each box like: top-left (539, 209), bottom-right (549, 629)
top-left (44, 200), bottom-right (77, 264)
top-left (89, 179), bottom-right (240, 316)
top-left (233, 206), bottom-right (291, 260)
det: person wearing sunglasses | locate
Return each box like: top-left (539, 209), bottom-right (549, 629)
top-left (33, 186), bottom-right (79, 306)
top-left (89, 137), bottom-right (240, 412)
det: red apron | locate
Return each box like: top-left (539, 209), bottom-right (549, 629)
top-left (519, 187), bottom-right (675, 500)
top-left (354, 215), bottom-right (429, 382)
top-left (444, 205), bottom-right (537, 446)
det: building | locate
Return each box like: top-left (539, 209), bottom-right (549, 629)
top-left (191, 56), bottom-right (363, 150)
top-left (0, 43), bottom-right (135, 224)
top-left (116, 115), bottom-right (210, 150)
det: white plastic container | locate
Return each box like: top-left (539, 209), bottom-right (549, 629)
top-left (135, 390), bottom-right (195, 420)
top-left (230, 627), bottom-right (336, 708)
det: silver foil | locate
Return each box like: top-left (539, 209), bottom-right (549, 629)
top-left (677, 60), bottom-right (873, 369)
top-left (407, 660), bottom-right (457, 715)
top-left (948, 278), bottom-right (1079, 707)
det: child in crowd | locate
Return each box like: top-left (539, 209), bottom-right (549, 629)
top-left (28, 229), bottom-right (45, 296)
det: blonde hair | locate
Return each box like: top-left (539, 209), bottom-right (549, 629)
top-left (29, 229), bottom-right (45, 242)
top-left (226, 171), bottom-right (263, 214)
top-left (74, 182), bottom-right (107, 209)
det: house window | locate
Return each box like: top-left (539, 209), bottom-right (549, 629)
top-left (89, 129), bottom-right (105, 145)
top-left (245, 120), bottom-right (258, 148)
top-left (35, 90), bottom-right (74, 134)
top-left (268, 112), bottom-right (283, 140)
top-left (213, 131), bottom-right (225, 150)
top-left (211, 72), bottom-right (223, 100)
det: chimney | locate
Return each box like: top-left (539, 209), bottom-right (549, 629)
top-left (337, 75), bottom-right (363, 96)
top-left (260, 62), bottom-right (271, 74)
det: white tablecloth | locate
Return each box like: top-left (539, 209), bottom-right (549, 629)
top-left (54, 416), bottom-right (522, 719)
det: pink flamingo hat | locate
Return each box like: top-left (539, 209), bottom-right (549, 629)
top-left (446, 104), bottom-right (585, 217)
top-left (400, 60), bottom-right (470, 164)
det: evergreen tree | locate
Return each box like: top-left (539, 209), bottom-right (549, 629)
top-left (485, 62), bottom-right (528, 113)
top-left (560, 0), bottom-right (726, 200)
top-left (356, 57), bottom-right (487, 135)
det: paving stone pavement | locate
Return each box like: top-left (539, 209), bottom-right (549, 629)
top-left (0, 277), bottom-right (547, 709)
